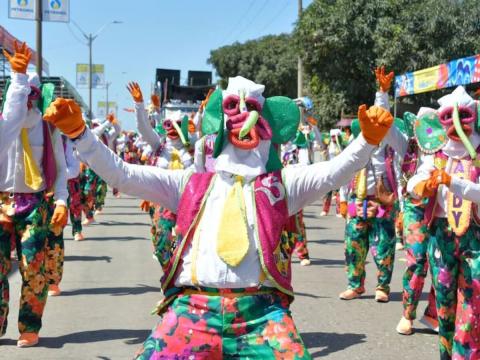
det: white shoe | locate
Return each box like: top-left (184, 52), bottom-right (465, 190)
top-left (300, 259), bottom-right (311, 266)
top-left (320, 211), bottom-right (327, 216)
top-left (82, 218), bottom-right (95, 226)
top-left (396, 242), bottom-right (405, 251)
top-left (74, 233), bottom-right (85, 241)
top-left (94, 209), bottom-right (103, 216)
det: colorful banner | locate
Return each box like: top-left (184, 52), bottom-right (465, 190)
top-left (76, 64), bottom-right (105, 89)
top-left (395, 54), bottom-right (480, 97)
top-left (8, 0), bottom-right (70, 22)
top-left (97, 101), bottom-right (117, 118)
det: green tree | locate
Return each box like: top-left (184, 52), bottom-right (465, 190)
top-left (208, 34), bottom-right (298, 98)
top-left (294, 0), bottom-right (480, 129)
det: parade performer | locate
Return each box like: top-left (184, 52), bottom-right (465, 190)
top-left (0, 42), bottom-right (68, 347)
top-left (321, 129), bottom-right (345, 217)
top-left (339, 67), bottom-right (406, 302)
top-left (128, 83), bottom-right (196, 265)
top-left (407, 86), bottom-right (480, 359)
top-left (44, 76), bottom-right (393, 359)
top-left (395, 111), bottom-right (438, 335)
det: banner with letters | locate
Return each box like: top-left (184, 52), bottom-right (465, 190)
top-left (9, 0), bottom-right (69, 22)
top-left (76, 64), bottom-right (105, 89)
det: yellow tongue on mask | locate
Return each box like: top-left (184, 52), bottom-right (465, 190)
top-left (21, 128), bottom-right (43, 190)
top-left (168, 148), bottom-right (184, 170)
top-left (216, 175), bottom-right (249, 267)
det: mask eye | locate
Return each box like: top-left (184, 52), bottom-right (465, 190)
top-left (245, 98), bottom-right (261, 112)
top-left (458, 106), bottom-right (475, 124)
top-left (439, 107), bottom-right (453, 125)
top-left (223, 95), bottom-right (240, 116)
top-left (163, 119), bottom-right (173, 131)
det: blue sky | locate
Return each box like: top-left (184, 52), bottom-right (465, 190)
top-left (2, 0), bottom-right (313, 129)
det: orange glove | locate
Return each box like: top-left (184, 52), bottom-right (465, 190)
top-left (339, 201), bottom-right (348, 218)
top-left (151, 94), bottom-right (160, 108)
top-left (106, 113), bottom-right (118, 125)
top-left (44, 98), bottom-right (86, 139)
top-left (413, 170), bottom-right (445, 198)
top-left (127, 82), bottom-right (143, 103)
top-left (375, 66), bottom-right (394, 93)
top-left (434, 169), bottom-right (452, 187)
top-left (51, 204), bottom-right (68, 228)
top-left (140, 200), bottom-right (151, 212)
top-left (80, 162), bottom-right (87, 172)
top-left (357, 104), bottom-right (393, 145)
top-left (2, 41), bottom-right (32, 74)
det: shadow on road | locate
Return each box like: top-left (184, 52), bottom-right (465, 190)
top-left (37, 329), bottom-right (151, 348)
top-left (301, 331), bottom-right (366, 358)
top-left (65, 255), bottom-right (112, 263)
top-left (61, 284), bottom-right (160, 297)
top-left (82, 236), bottom-right (144, 242)
top-left (308, 238), bottom-right (343, 245)
top-left (91, 221), bottom-right (150, 227)
top-left (293, 258), bottom-right (344, 267)
top-left (294, 291), bottom-right (329, 299)
top-left (360, 291), bottom-right (429, 302)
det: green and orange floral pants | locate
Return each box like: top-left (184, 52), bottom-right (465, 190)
top-left (344, 214), bottom-right (396, 293)
top-left (0, 192), bottom-right (52, 336)
top-left (135, 287), bottom-right (311, 359)
top-left (428, 218), bottom-right (480, 360)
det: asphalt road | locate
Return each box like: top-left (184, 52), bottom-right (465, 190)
top-left (2, 193), bottom-right (438, 359)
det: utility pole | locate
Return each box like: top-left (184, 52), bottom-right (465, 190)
top-left (105, 81), bottom-right (111, 116)
top-left (88, 34), bottom-right (93, 120)
top-left (297, 0), bottom-right (303, 98)
top-left (35, 0), bottom-right (43, 80)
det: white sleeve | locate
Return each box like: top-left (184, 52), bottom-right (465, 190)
top-left (65, 139), bottom-right (80, 179)
top-left (52, 130), bottom-right (68, 205)
top-left (284, 134), bottom-right (375, 215)
top-left (135, 102), bottom-right (162, 150)
top-left (383, 124), bottom-right (408, 158)
top-left (0, 73), bottom-right (30, 157)
top-left (74, 128), bottom-right (186, 212)
top-left (193, 136), bottom-right (206, 173)
top-left (407, 154), bottom-right (435, 198)
top-left (91, 121), bottom-right (111, 137)
top-left (375, 91), bottom-right (390, 110)
top-left (449, 177), bottom-right (480, 205)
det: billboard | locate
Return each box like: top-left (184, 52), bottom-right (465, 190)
top-left (8, 0), bottom-right (70, 22)
top-left (76, 64), bottom-right (105, 89)
top-left (97, 101), bottom-right (117, 118)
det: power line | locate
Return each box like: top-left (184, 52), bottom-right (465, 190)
top-left (218, 0), bottom-right (256, 45)
top-left (258, 0), bottom-right (291, 34)
top-left (228, 0), bottom-right (273, 43)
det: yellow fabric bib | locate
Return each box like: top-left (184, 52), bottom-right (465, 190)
top-left (21, 128), bottom-right (43, 190)
top-left (447, 159), bottom-right (472, 236)
top-left (216, 176), bottom-right (249, 267)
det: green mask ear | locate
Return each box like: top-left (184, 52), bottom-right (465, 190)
top-left (155, 123), bottom-right (166, 135)
top-left (202, 89), bottom-right (223, 135)
top-left (181, 115), bottom-right (190, 144)
top-left (394, 117), bottom-right (407, 136)
top-left (213, 118), bottom-right (225, 158)
top-left (38, 83), bottom-right (55, 115)
top-left (265, 144), bottom-right (283, 172)
top-left (414, 112), bottom-right (447, 153)
top-left (403, 112), bottom-right (416, 138)
top-left (262, 96), bottom-right (300, 144)
top-left (351, 118), bottom-right (360, 138)
top-left (1, 79), bottom-right (11, 112)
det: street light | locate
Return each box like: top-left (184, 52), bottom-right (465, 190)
top-left (71, 19), bottom-right (122, 120)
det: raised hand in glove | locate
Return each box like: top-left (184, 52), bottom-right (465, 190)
top-left (106, 112), bottom-right (118, 125)
top-left (433, 169), bottom-right (451, 187)
top-left (127, 82), bottom-right (143, 103)
top-left (2, 41), bottom-right (32, 74)
top-left (140, 200), bottom-right (151, 212)
top-left (413, 169), bottom-right (448, 198)
top-left (358, 104), bottom-right (393, 145)
top-left (375, 66), bottom-right (394, 93)
top-left (44, 98), bottom-right (85, 139)
top-left (151, 94), bottom-right (160, 109)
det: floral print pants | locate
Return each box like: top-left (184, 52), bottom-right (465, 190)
top-left (151, 205), bottom-right (176, 269)
top-left (401, 198), bottom-right (438, 320)
top-left (135, 288), bottom-right (311, 359)
top-left (0, 192), bottom-right (51, 335)
top-left (428, 218), bottom-right (480, 360)
top-left (81, 169), bottom-right (96, 220)
top-left (68, 177), bottom-right (83, 236)
top-left (292, 211), bottom-right (309, 261)
top-left (344, 215), bottom-right (396, 293)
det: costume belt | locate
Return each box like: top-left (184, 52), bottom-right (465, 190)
top-left (181, 285), bottom-right (275, 298)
